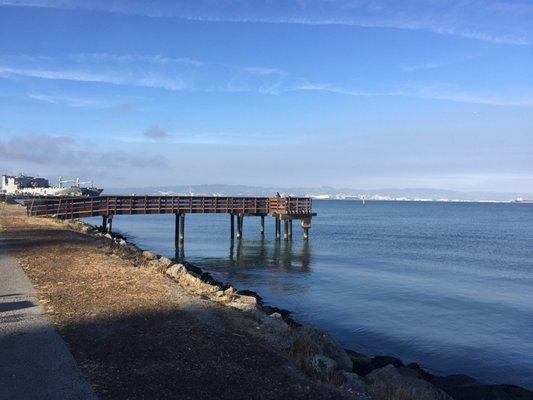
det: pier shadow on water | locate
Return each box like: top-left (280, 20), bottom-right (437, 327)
top-left (226, 238), bottom-right (312, 272)
top-left (175, 237), bottom-right (313, 289)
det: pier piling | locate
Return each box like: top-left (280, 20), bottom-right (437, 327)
top-left (102, 215), bottom-right (108, 232)
top-left (230, 214), bottom-right (235, 240)
top-left (175, 213), bottom-right (180, 246)
top-left (179, 213), bottom-right (185, 242)
top-left (275, 217), bottom-right (281, 240)
top-left (106, 216), bottom-right (113, 233)
top-left (260, 215), bottom-right (265, 235)
top-left (237, 215), bottom-right (243, 239)
top-left (301, 218), bottom-right (311, 240)
top-left (288, 219), bottom-right (293, 239)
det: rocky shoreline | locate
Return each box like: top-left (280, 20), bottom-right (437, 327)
top-left (48, 217), bottom-right (533, 400)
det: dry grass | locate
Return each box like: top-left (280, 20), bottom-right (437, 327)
top-left (0, 204), bottom-right (346, 400)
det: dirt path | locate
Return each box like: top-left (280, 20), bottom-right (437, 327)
top-left (0, 204), bottom-right (344, 400)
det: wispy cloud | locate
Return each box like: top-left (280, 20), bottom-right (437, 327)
top-left (296, 83), bottom-right (403, 97)
top-left (0, 65), bottom-right (188, 91)
top-left (298, 81), bottom-right (533, 108)
top-left (112, 128), bottom-right (291, 146)
top-left (1, 0), bottom-right (530, 45)
top-left (2, 53), bottom-right (532, 108)
top-left (0, 53), bottom-right (291, 93)
top-left (0, 133), bottom-right (168, 168)
top-left (399, 50), bottom-right (485, 73)
top-left (26, 92), bottom-right (110, 107)
top-left (411, 83), bottom-right (533, 108)
top-left (143, 125), bottom-right (168, 140)
top-left (399, 61), bottom-right (448, 72)
top-left (68, 53), bottom-right (203, 67)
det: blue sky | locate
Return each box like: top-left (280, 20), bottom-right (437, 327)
top-left (0, 0), bottom-right (532, 192)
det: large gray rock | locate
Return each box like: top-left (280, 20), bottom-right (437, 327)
top-left (166, 264), bottom-right (187, 278)
top-left (431, 374), bottom-right (533, 400)
top-left (165, 264), bottom-right (220, 294)
top-left (367, 364), bottom-right (452, 400)
top-left (296, 326), bottom-right (353, 372)
top-left (339, 372), bottom-right (372, 399)
top-left (308, 355), bottom-right (337, 382)
top-left (146, 260), bottom-right (161, 269)
top-left (223, 286), bottom-right (237, 296)
top-left (228, 294), bottom-right (260, 311)
top-left (347, 350), bottom-right (373, 376)
top-left (125, 244), bottom-right (139, 253)
top-left (251, 312), bottom-right (292, 349)
top-left (158, 256), bottom-right (173, 268)
top-left (142, 251), bottom-right (157, 260)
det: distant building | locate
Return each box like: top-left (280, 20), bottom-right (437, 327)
top-left (1, 173), bottom-right (103, 197)
top-left (1, 174), bottom-right (50, 193)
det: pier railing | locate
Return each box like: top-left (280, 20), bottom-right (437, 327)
top-left (26, 195), bottom-right (313, 219)
top-left (268, 196), bottom-right (312, 215)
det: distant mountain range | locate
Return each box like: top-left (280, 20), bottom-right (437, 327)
top-left (105, 184), bottom-right (532, 202)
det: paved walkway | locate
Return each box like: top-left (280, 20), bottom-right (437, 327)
top-left (0, 236), bottom-right (97, 400)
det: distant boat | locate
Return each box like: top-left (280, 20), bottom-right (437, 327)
top-left (514, 197), bottom-right (533, 204)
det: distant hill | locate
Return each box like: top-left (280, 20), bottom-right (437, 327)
top-left (103, 184), bottom-right (532, 202)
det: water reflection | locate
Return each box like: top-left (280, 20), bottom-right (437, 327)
top-left (234, 237), bottom-right (311, 272)
top-left (174, 244), bottom-right (185, 262)
top-left (85, 203), bottom-right (533, 388)
top-left (184, 237), bottom-right (312, 273)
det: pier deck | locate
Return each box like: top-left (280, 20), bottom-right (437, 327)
top-left (25, 195), bottom-right (315, 241)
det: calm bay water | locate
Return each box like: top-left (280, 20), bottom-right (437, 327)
top-left (85, 201), bottom-right (533, 388)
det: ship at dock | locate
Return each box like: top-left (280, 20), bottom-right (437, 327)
top-left (0, 173), bottom-right (103, 198)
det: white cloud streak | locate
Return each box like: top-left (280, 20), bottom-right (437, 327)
top-left (0, 0), bottom-right (530, 45)
top-left (26, 92), bottom-right (111, 107)
top-left (2, 53), bottom-right (532, 108)
top-left (298, 82), bottom-right (533, 108)
top-left (0, 53), bottom-right (290, 93)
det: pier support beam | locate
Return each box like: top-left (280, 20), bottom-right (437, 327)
top-left (106, 216), bottom-right (113, 233)
top-left (301, 218), bottom-right (311, 240)
top-left (179, 213), bottom-right (185, 242)
top-left (284, 220), bottom-right (289, 240)
top-left (102, 215), bottom-right (108, 232)
top-left (288, 219), bottom-right (293, 239)
top-left (275, 217), bottom-right (281, 240)
top-left (230, 214), bottom-right (235, 240)
top-left (260, 216), bottom-right (265, 235)
top-left (236, 215), bottom-right (243, 239)
top-left (175, 213), bottom-right (180, 246)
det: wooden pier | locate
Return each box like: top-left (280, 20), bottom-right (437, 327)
top-left (26, 195), bottom-right (316, 242)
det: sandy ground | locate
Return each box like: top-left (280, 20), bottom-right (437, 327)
top-left (0, 203), bottom-right (344, 400)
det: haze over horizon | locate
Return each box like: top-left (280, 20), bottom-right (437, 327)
top-left (1, 1), bottom-right (532, 193)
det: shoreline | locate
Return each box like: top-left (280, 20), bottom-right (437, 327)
top-left (78, 216), bottom-right (532, 400)
top-left (1, 203), bottom-right (532, 400)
